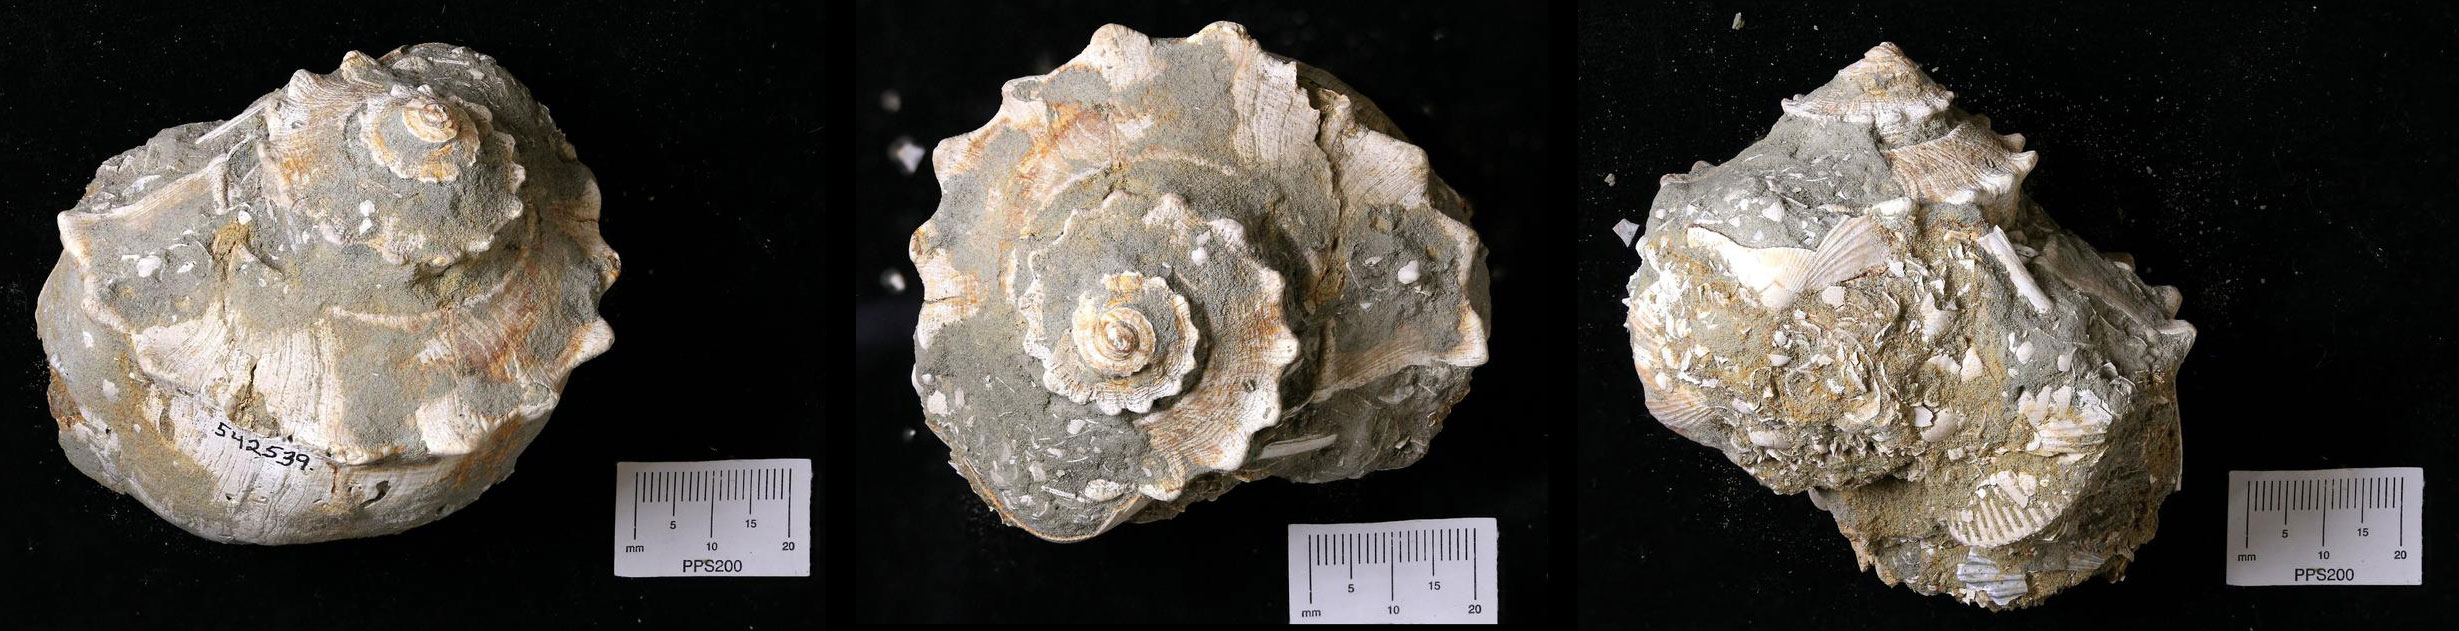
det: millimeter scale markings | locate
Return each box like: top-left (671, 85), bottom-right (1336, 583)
top-left (632, 468), bottom-right (797, 537)
top-left (1288, 518), bottom-right (1497, 624)
top-left (614, 459), bottom-right (811, 577)
top-left (2226, 468), bottom-right (2422, 586)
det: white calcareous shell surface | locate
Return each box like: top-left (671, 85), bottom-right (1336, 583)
top-left (36, 44), bottom-right (617, 544)
top-left (1625, 43), bottom-right (2193, 609)
top-left (911, 22), bottom-right (1490, 542)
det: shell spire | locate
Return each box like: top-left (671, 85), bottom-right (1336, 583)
top-left (1780, 42), bottom-right (1956, 133)
top-left (1783, 43), bottom-right (2039, 227)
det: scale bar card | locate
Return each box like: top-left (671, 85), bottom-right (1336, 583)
top-left (1288, 517), bottom-right (1497, 624)
top-left (614, 459), bottom-right (812, 577)
top-left (2225, 467), bottom-right (2422, 586)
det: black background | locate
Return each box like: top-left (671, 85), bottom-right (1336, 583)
top-left (0, 2), bottom-right (821, 628)
top-left (850, 0), bottom-right (1560, 624)
top-left (1581, 2), bottom-right (2457, 628)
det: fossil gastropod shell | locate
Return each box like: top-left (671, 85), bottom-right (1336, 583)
top-left (1625, 43), bottom-right (2193, 608)
top-left (911, 22), bottom-right (1491, 541)
top-left (35, 44), bottom-right (617, 544)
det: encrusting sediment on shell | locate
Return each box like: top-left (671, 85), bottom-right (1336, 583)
top-left (1624, 42), bottom-right (2193, 609)
top-left (910, 22), bottom-right (1491, 542)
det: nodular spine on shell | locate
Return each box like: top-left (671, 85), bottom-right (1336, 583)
top-left (1624, 42), bottom-right (2195, 609)
top-left (909, 22), bottom-right (1491, 542)
top-left (35, 44), bottom-right (617, 544)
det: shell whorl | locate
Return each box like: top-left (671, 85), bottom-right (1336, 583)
top-left (400, 95), bottom-right (461, 142)
top-left (1884, 119), bottom-right (2038, 227)
top-left (1078, 305), bottom-right (1157, 377)
top-left (1020, 261), bottom-right (1206, 417)
top-left (1015, 192), bottom-right (1298, 496)
top-left (355, 85), bottom-right (481, 183)
top-left (1779, 42), bottom-right (1956, 138)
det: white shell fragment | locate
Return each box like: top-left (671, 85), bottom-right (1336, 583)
top-left (36, 44), bottom-right (618, 544)
top-left (911, 22), bottom-right (1490, 542)
top-left (1624, 43), bottom-right (2194, 609)
top-left (1612, 218), bottom-right (1640, 246)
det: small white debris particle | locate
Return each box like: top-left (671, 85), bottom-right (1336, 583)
top-left (1190, 246), bottom-right (1208, 265)
top-left (1612, 219), bottom-right (1641, 247)
top-left (1081, 479), bottom-right (1127, 502)
top-left (1397, 260), bottom-right (1421, 284)
top-left (881, 269), bottom-right (907, 294)
top-left (879, 89), bottom-right (902, 113)
top-left (1731, 12), bottom-right (1745, 30)
top-left (889, 135), bottom-right (926, 175)
top-left (358, 200), bottom-right (376, 216)
top-left (83, 331), bottom-right (95, 348)
top-left (1604, 173), bottom-right (1618, 186)
top-left (236, 210), bottom-right (252, 225)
